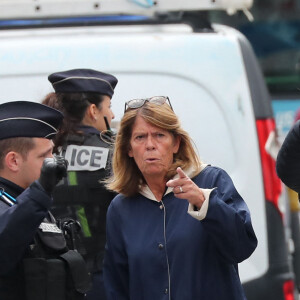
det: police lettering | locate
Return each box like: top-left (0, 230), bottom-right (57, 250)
top-left (70, 148), bottom-right (103, 167)
top-left (64, 145), bottom-right (109, 171)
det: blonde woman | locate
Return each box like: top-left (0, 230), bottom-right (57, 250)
top-left (103, 96), bottom-right (257, 300)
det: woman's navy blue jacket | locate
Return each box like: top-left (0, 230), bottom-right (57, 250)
top-left (103, 166), bottom-right (257, 300)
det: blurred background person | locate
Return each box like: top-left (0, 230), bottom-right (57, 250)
top-left (276, 109), bottom-right (300, 291)
top-left (276, 119), bottom-right (300, 195)
top-left (43, 68), bottom-right (118, 300)
top-left (103, 96), bottom-right (257, 300)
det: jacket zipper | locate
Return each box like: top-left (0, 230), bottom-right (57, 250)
top-left (161, 200), bottom-right (171, 300)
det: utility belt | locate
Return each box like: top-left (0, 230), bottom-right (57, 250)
top-left (23, 250), bottom-right (91, 300)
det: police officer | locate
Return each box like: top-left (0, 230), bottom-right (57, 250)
top-left (0, 101), bottom-right (90, 300)
top-left (45, 69), bottom-right (118, 299)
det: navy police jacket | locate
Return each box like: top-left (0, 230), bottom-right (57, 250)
top-left (0, 177), bottom-right (53, 298)
top-left (103, 166), bottom-right (257, 300)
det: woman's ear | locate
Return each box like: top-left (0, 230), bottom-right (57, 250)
top-left (173, 136), bottom-right (181, 154)
top-left (128, 148), bottom-right (133, 158)
top-left (86, 104), bottom-right (98, 121)
top-left (5, 151), bottom-right (22, 172)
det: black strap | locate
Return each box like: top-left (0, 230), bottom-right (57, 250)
top-left (59, 250), bottom-right (91, 294)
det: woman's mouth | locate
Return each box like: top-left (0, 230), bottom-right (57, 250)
top-left (145, 158), bottom-right (158, 162)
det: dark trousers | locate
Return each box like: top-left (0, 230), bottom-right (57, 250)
top-left (86, 271), bottom-right (106, 300)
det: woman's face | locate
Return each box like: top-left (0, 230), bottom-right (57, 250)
top-left (128, 116), bottom-right (180, 181)
top-left (95, 95), bottom-right (115, 132)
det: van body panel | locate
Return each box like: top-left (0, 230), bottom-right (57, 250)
top-left (0, 23), bottom-right (289, 291)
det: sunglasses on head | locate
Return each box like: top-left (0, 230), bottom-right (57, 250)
top-left (124, 96), bottom-right (173, 113)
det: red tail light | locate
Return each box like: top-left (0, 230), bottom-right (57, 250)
top-left (256, 119), bottom-right (282, 216)
top-left (283, 280), bottom-right (295, 300)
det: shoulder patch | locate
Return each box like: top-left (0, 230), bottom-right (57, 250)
top-left (39, 222), bottom-right (62, 233)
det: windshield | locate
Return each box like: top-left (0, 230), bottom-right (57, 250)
top-left (210, 1), bottom-right (300, 96)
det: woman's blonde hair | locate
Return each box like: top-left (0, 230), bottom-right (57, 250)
top-left (106, 101), bottom-right (201, 197)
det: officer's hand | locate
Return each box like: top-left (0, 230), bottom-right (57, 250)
top-left (38, 155), bottom-right (68, 195)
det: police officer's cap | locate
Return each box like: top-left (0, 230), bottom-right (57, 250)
top-left (48, 68), bottom-right (118, 98)
top-left (0, 101), bottom-right (63, 140)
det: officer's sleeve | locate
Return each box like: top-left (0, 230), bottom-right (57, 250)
top-left (103, 200), bottom-right (130, 300)
top-left (0, 181), bottom-right (51, 275)
top-left (201, 168), bottom-right (258, 264)
top-left (276, 120), bottom-right (300, 193)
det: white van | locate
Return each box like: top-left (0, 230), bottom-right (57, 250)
top-left (0, 8), bottom-right (296, 300)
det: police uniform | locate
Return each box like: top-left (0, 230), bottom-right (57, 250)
top-left (0, 101), bottom-right (90, 300)
top-left (48, 69), bottom-right (118, 299)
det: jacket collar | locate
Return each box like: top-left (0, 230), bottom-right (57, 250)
top-left (0, 176), bottom-right (24, 198)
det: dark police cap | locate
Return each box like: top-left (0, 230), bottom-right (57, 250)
top-left (0, 101), bottom-right (63, 140)
top-left (48, 68), bottom-right (118, 98)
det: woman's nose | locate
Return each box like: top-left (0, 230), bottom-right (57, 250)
top-left (146, 136), bottom-right (155, 149)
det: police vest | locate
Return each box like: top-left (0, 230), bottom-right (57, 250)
top-left (24, 213), bottom-right (91, 300)
top-left (61, 132), bottom-right (112, 172)
top-left (52, 132), bottom-right (116, 273)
